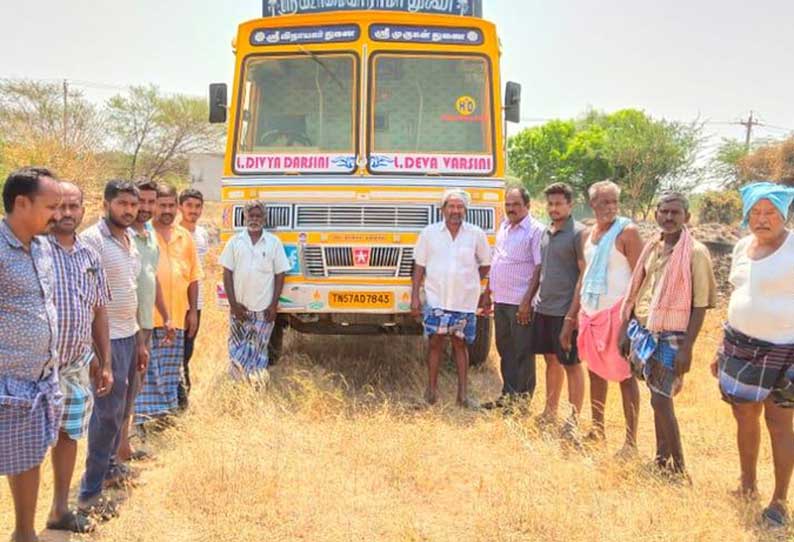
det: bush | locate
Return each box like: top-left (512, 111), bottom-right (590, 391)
top-left (698, 190), bottom-right (742, 225)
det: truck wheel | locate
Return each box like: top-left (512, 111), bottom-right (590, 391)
top-left (268, 319), bottom-right (287, 366)
top-left (468, 316), bottom-right (492, 367)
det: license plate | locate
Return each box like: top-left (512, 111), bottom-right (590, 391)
top-left (328, 291), bottom-right (394, 309)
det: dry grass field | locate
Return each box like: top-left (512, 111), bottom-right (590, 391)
top-left (1, 204), bottom-right (791, 541)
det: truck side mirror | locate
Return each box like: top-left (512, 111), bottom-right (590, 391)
top-left (504, 81), bottom-right (521, 124)
top-left (208, 83), bottom-right (228, 124)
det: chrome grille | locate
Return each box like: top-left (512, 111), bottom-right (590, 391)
top-left (232, 204), bottom-right (291, 229)
top-left (295, 205), bottom-right (431, 229)
top-left (398, 247), bottom-right (414, 277)
top-left (299, 245), bottom-right (412, 278)
top-left (432, 206), bottom-right (495, 232)
top-left (301, 246), bottom-right (325, 277)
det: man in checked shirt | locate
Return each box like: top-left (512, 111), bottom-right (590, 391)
top-left (45, 181), bottom-right (113, 533)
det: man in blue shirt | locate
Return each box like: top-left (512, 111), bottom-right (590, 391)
top-left (0, 167), bottom-right (63, 542)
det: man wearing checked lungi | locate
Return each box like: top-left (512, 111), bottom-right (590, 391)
top-left (134, 184), bottom-right (201, 423)
top-left (619, 192), bottom-right (717, 480)
top-left (1, 167), bottom-right (63, 542)
top-left (46, 182), bottom-right (112, 533)
top-left (411, 189), bottom-right (492, 407)
top-left (712, 182), bottom-right (794, 529)
top-left (220, 201), bottom-right (290, 380)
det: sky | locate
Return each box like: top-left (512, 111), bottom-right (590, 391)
top-left (2, 0), bottom-right (792, 154)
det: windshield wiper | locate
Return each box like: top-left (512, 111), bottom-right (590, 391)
top-left (298, 45), bottom-right (345, 91)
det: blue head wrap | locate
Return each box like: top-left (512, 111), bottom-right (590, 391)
top-left (739, 181), bottom-right (794, 227)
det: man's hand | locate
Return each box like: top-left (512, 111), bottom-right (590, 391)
top-left (136, 342), bottom-right (150, 373)
top-left (618, 334), bottom-right (631, 359)
top-left (516, 300), bottom-right (533, 326)
top-left (673, 344), bottom-right (693, 377)
top-left (710, 353), bottom-right (720, 378)
top-left (559, 316), bottom-right (577, 352)
top-left (230, 302), bottom-right (248, 322)
top-left (264, 303), bottom-right (278, 323)
top-left (410, 297), bottom-right (422, 320)
top-left (90, 357), bottom-right (113, 397)
top-left (478, 291), bottom-right (493, 316)
top-left (162, 320), bottom-right (176, 346)
top-left (186, 309), bottom-right (199, 338)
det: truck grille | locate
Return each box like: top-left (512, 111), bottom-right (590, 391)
top-left (432, 206), bottom-right (494, 231)
top-left (295, 205), bottom-right (431, 229)
top-left (301, 245), bottom-right (415, 278)
top-left (232, 204), bottom-right (291, 229)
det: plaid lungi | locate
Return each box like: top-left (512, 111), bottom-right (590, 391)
top-left (717, 324), bottom-right (794, 408)
top-left (422, 307), bottom-right (477, 345)
top-left (58, 351), bottom-right (95, 440)
top-left (0, 371), bottom-right (63, 476)
top-left (627, 319), bottom-right (685, 398)
top-left (134, 328), bottom-right (184, 424)
top-left (228, 311), bottom-right (275, 380)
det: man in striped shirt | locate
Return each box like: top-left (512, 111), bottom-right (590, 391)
top-left (46, 182), bottom-right (112, 533)
top-left (78, 180), bottom-right (145, 513)
top-left (482, 187), bottom-right (544, 410)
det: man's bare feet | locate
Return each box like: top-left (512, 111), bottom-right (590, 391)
top-left (424, 388), bottom-right (438, 405)
top-left (457, 397), bottom-right (479, 410)
top-left (614, 444), bottom-right (639, 461)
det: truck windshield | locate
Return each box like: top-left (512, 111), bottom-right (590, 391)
top-left (369, 54), bottom-right (493, 174)
top-left (235, 53), bottom-right (357, 174)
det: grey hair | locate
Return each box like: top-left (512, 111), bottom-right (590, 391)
top-left (588, 180), bottom-right (621, 201)
top-left (656, 191), bottom-right (689, 212)
top-left (440, 189), bottom-right (471, 208)
top-left (243, 200), bottom-right (267, 216)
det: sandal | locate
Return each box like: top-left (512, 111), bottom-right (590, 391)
top-left (761, 505), bottom-right (789, 529)
top-left (46, 510), bottom-right (95, 533)
top-left (79, 495), bottom-right (119, 522)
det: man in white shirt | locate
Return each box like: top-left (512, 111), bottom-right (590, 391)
top-left (219, 201), bottom-right (290, 381)
top-left (177, 188), bottom-right (209, 407)
top-left (411, 189), bottom-right (491, 407)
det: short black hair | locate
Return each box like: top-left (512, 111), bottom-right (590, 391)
top-left (104, 179), bottom-right (139, 202)
top-left (656, 191), bottom-right (690, 212)
top-left (544, 182), bottom-right (574, 204)
top-left (179, 188), bottom-right (204, 205)
top-left (156, 184), bottom-right (178, 199)
top-left (135, 179), bottom-right (159, 193)
top-left (2, 166), bottom-right (58, 213)
top-left (506, 185), bottom-right (530, 206)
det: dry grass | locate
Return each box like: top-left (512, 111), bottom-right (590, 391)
top-left (2, 206), bottom-right (791, 541)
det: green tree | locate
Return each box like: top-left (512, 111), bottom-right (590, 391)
top-left (711, 138), bottom-right (749, 188)
top-left (507, 120), bottom-right (577, 195)
top-left (106, 86), bottom-right (224, 181)
top-left (508, 109), bottom-right (701, 218)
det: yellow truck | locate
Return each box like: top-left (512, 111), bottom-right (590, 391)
top-left (209, 0), bottom-right (521, 365)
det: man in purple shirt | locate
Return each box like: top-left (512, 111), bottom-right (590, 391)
top-left (482, 186), bottom-right (544, 409)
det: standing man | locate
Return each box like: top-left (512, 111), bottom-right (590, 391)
top-left (0, 167), bottom-right (62, 542)
top-left (522, 182), bottom-right (586, 437)
top-left (115, 179), bottom-right (172, 462)
top-left (620, 192), bottom-right (717, 478)
top-left (482, 186), bottom-right (544, 409)
top-left (411, 189), bottom-right (491, 407)
top-left (563, 180), bottom-right (643, 454)
top-left (713, 182), bottom-right (794, 528)
top-left (219, 201), bottom-right (290, 380)
top-left (178, 188), bottom-right (209, 407)
top-left (78, 180), bottom-right (144, 512)
top-left (135, 184), bottom-right (200, 424)
top-left (46, 182), bottom-right (112, 533)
